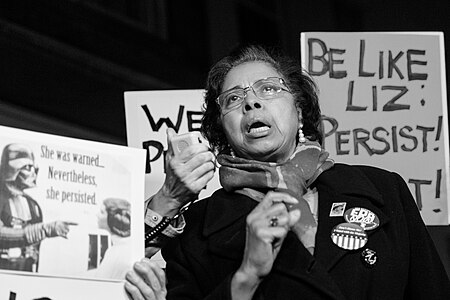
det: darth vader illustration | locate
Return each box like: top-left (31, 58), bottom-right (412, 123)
top-left (0, 143), bottom-right (73, 272)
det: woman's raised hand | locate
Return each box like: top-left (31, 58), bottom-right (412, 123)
top-left (231, 192), bottom-right (300, 299)
top-left (149, 128), bottom-right (216, 217)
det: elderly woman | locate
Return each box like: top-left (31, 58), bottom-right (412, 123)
top-left (125, 45), bottom-right (450, 299)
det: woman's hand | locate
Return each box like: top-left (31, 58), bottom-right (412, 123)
top-left (231, 191), bottom-right (301, 299)
top-left (148, 128), bottom-right (216, 217)
top-left (125, 258), bottom-right (166, 300)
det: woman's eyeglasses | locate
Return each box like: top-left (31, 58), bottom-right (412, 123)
top-left (216, 77), bottom-right (291, 114)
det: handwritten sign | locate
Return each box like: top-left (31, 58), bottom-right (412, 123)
top-left (301, 32), bottom-right (449, 225)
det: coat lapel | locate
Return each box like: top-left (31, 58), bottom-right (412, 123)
top-left (272, 231), bottom-right (347, 300)
top-left (202, 189), bottom-right (255, 260)
top-left (313, 164), bottom-right (390, 272)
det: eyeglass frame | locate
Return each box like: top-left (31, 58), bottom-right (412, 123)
top-left (215, 77), bottom-right (291, 114)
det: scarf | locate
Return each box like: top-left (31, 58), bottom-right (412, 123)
top-left (218, 141), bottom-right (334, 252)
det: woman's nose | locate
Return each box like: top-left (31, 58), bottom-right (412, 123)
top-left (243, 91), bottom-right (263, 112)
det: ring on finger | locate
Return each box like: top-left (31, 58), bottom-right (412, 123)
top-left (269, 216), bottom-right (279, 227)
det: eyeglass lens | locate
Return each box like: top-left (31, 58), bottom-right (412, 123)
top-left (219, 77), bottom-right (288, 112)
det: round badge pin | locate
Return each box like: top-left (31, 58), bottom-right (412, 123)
top-left (344, 207), bottom-right (380, 230)
top-left (331, 222), bottom-right (368, 250)
top-left (361, 248), bottom-right (377, 268)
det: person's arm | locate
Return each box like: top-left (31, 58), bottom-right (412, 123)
top-left (0, 220), bottom-right (74, 248)
top-left (144, 196), bottom-right (186, 257)
top-left (143, 128), bottom-right (215, 256)
top-left (230, 270), bottom-right (261, 300)
top-left (229, 192), bottom-right (300, 300)
top-left (395, 173), bottom-right (450, 299)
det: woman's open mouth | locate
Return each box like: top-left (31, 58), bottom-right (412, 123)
top-left (247, 121), bottom-right (271, 134)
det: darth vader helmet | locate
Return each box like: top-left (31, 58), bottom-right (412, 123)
top-left (0, 143), bottom-right (39, 190)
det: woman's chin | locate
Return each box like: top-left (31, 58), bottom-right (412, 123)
top-left (243, 148), bottom-right (288, 163)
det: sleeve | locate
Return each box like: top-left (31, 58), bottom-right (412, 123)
top-left (395, 172), bottom-right (450, 299)
top-left (0, 221), bottom-right (53, 248)
top-left (144, 203), bottom-right (186, 237)
top-left (144, 198), bottom-right (186, 256)
top-left (163, 237), bottom-right (234, 300)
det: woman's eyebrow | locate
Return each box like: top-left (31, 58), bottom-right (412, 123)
top-left (223, 84), bottom-right (244, 91)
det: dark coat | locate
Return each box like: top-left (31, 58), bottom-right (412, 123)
top-left (163, 164), bottom-right (450, 299)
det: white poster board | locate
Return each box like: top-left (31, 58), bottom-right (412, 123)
top-left (0, 125), bottom-right (146, 299)
top-left (301, 32), bottom-right (449, 225)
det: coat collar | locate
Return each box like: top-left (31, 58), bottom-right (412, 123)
top-left (202, 189), bottom-right (255, 237)
top-left (313, 163), bottom-right (384, 206)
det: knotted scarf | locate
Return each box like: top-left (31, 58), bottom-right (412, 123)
top-left (218, 141), bottom-right (334, 253)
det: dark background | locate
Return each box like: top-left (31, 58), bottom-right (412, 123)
top-left (0, 0), bottom-right (449, 276)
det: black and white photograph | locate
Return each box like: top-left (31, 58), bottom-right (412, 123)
top-left (0, 1), bottom-right (449, 299)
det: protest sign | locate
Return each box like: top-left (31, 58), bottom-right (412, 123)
top-left (0, 125), bottom-right (146, 299)
top-left (301, 32), bottom-right (449, 225)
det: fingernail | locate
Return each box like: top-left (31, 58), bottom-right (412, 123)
top-left (125, 272), bottom-right (135, 281)
top-left (135, 262), bottom-right (144, 270)
top-left (285, 196), bottom-right (299, 203)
